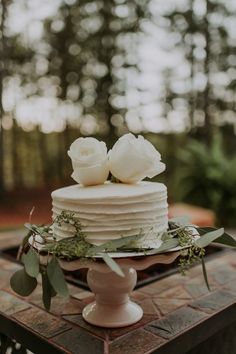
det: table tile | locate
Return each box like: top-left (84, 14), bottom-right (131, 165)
top-left (109, 328), bottom-right (165, 354)
top-left (30, 292), bottom-right (84, 316)
top-left (53, 327), bottom-right (104, 354)
top-left (212, 268), bottom-right (236, 285)
top-left (13, 307), bottom-right (71, 338)
top-left (224, 282), bottom-right (236, 293)
top-left (0, 269), bottom-right (12, 289)
top-left (137, 298), bottom-right (160, 315)
top-left (146, 306), bottom-right (206, 339)
top-left (0, 290), bottom-right (30, 315)
top-left (108, 314), bottom-right (158, 341)
top-left (63, 314), bottom-right (108, 339)
top-left (185, 283), bottom-right (210, 298)
top-left (190, 290), bottom-right (236, 314)
top-left (157, 285), bottom-right (192, 300)
top-left (153, 297), bottom-right (188, 315)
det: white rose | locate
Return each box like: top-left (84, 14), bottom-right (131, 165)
top-left (68, 137), bottom-right (109, 186)
top-left (108, 133), bottom-right (165, 184)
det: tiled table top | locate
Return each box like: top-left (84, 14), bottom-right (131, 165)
top-left (0, 250), bottom-right (235, 354)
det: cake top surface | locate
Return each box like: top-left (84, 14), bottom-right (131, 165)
top-left (52, 181), bottom-right (166, 201)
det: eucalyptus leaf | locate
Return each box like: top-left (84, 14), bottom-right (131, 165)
top-left (22, 230), bottom-right (33, 249)
top-left (197, 226), bottom-right (218, 235)
top-left (17, 230), bottom-right (33, 261)
top-left (47, 256), bottom-right (69, 297)
top-left (214, 234), bottom-right (236, 248)
top-left (88, 234), bottom-right (142, 256)
top-left (10, 268), bottom-right (37, 296)
top-left (169, 216), bottom-right (190, 227)
top-left (194, 228), bottom-right (224, 248)
top-left (154, 238), bottom-right (180, 253)
top-left (102, 254), bottom-right (125, 277)
top-left (201, 257), bottom-right (210, 291)
top-left (24, 223), bottom-right (34, 232)
top-left (22, 248), bottom-right (39, 278)
top-left (24, 223), bottom-right (42, 234)
top-left (42, 272), bottom-right (55, 311)
top-left (197, 227), bottom-right (236, 248)
top-left (24, 223), bottom-right (51, 237)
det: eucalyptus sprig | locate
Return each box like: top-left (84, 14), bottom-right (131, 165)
top-left (54, 210), bottom-right (85, 239)
top-left (45, 236), bottom-right (91, 260)
top-left (169, 223), bottom-right (205, 275)
top-left (10, 211), bottom-right (236, 311)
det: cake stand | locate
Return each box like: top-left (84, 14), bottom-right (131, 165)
top-left (59, 251), bottom-right (180, 328)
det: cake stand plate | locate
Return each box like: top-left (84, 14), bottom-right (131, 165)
top-left (32, 236), bottom-right (181, 328)
top-left (59, 251), bottom-right (180, 328)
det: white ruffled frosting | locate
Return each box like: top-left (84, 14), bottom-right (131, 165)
top-left (51, 181), bottom-right (168, 248)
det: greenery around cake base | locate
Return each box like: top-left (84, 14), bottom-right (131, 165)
top-left (10, 211), bottom-right (236, 310)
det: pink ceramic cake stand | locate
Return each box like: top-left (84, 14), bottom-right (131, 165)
top-left (59, 251), bottom-right (179, 328)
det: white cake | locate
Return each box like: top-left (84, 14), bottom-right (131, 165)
top-left (51, 181), bottom-right (168, 248)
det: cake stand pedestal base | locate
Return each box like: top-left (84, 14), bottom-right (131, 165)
top-left (82, 267), bottom-right (143, 328)
top-left (59, 251), bottom-right (180, 328)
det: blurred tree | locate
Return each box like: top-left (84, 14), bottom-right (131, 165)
top-left (0, 0), bottom-right (37, 193)
top-left (43, 0), bottom-right (144, 146)
top-left (0, 0), bottom-right (7, 196)
top-left (177, 134), bottom-right (236, 226)
top-left (155, 0), bottom-right (236, 143)
top-left (1, 0), bottom-right (236, 196)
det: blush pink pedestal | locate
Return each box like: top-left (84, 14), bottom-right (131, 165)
top-left (60, 252), bottom-right (179, 328)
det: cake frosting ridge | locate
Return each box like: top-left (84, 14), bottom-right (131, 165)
top-left (52, 181), bottom-right (168, 248)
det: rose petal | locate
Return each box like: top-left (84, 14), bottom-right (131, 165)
top-left (71, 161), bottom-right (109, 186)
top-left (146, 162), bottom-right (166, 178)
top-left (68, 137), bottom-right (109, 185)
top-left (108, 133), bottom-right (165, 184)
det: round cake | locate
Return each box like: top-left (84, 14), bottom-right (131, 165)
top-left (51, 181), bottom-right (168, 248)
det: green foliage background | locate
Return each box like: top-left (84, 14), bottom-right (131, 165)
top-left (0, 0), bottom-right (236, 226)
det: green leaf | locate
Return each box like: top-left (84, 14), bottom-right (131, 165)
top-left (201, 257), bottom-right (211, 291)
top-left (214, 234), bottom-right (236, 248)
top-left (22, 248), bottom-right (39, 278)
top-left (17, 230), bottom-right (33, 261)
top-left (197, 227), bottom-right (215, 235)
top-left (88, 234), bottom-right (142, 256)
top-left (10, 268), bottom-right (37, 296)
top-left (24, 223), bottom-right (34, 232)
top-left (194, 228), bottom-right (224, 248)
top-left (102, 254), bottom-right (125, 277)
top-left (24, 223), bottom-right (43, 234)
top-left (47, 256), bottom-right (69, 297)
top-left (41, 272), bottom-right (56, 311)
top-left (155, 238), bottom-right (180, 253)
top-left (24, 223), bottom-right (51, 237)
top-left (197, 227), bottom-right (236, 248)
top-left (169, 216), bottom-right (190, 227)
top-left (21, 230), bottom-right (33, 249)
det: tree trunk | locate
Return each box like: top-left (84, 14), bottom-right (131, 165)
top-left (189, 0), bottom-right (195, 129)
top-left (0, 0), bottom-right (7, 196)
top-left (203, 0), bottom-right (212, 145)
top-left (11, 119), bottom-right (22, 188)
